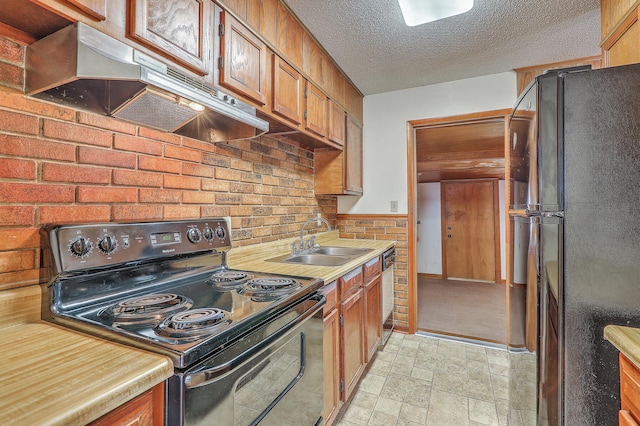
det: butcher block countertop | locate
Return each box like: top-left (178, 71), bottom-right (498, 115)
top-left (226, 230), bottom-right (395, 283)
top-left (0, 286), bottom-right (173, 426)
top-left (604, 325), bottom-right (640, 369)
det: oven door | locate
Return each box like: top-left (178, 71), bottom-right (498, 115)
top-left (169, 293), bottom-right (325, 426)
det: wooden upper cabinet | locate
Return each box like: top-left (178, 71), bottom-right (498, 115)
top-left (345, 117), bottom-right (363, 194)
top-left (303, 30), bottom-right (324, 86)
top-left (272, 55), bottom-right (303, 125)
top-left (276, 2), bottom-right (303, 69)
top-left (219, 10), bottom-right (268, 105)
top-left (222, 0), bottom-right (247, 19)
top-left (322, 54), bottom-right (346, 106)
top-left (345, 82), bottom-right (363, 124)
top-left (328, 99), bottom-right (346, 146)
top-left (128, 0), bottom-right (211, 75)
top-left (305, 80), bottom-right (327, 137)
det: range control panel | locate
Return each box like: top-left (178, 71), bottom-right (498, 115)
top-left (46, 219), bottom-right (232, 273)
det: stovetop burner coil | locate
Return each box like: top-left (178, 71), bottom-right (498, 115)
top-left (155, 308), bottom-right (232, 338)
top-left (100, 293), bottom-right (193, 325)
top-left (237, 277), bottom-right (303, 301)
top-left (208, 270), bottom-right (253, 288)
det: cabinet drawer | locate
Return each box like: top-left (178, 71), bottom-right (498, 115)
top-left (323, 280), bottom-right (338, 314)
top-left (363, 256), bottom-right (381, 281)
top-left (621, 354), bottom-right (640, 421)
top-left (340, 267), bottom-right (363, 298)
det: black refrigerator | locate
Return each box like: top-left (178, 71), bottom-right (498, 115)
top-left (508, 63), bottom-right (640, 426)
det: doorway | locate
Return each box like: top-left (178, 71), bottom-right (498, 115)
top-left (407, 109), bottom-right (512, 344)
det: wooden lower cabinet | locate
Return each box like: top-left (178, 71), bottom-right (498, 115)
top-left (322, 256), bottom-right (387, 426)
top-left (364, 276), bottom-right (382, 363)
top-left (620, 353), bottom-right (640, 425)
top-left (90, 381), bottom-right (164, 426)
top-left (323, 280), bottom-right (341, 426)
top-left (340, 287), bottom-right (365, 401)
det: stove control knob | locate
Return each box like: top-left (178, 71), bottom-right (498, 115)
top-left (69, 237), bottom-right (92, 257)
top-left (187, 227), bottom-right (202, 243)
top-left (97, 235), bottom-right (118, 255)
top-left (215, 226), bottom-right (226, 240)
top-left (202, 227), bottom-right (214, 241)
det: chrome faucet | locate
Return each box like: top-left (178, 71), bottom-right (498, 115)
top-left (296, 216), bottom-right (331, 254)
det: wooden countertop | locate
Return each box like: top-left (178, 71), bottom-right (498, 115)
top-left (227, 231), bottom-right (395, 283)
top-left (0, 286), bottom-right (173, 426)
top-left (605, 325), bottom-right (640, 369)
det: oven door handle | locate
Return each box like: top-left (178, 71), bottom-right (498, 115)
top-left (184, 294), bottom-right (325, 389)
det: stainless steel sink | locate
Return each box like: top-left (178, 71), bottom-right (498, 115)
top-left (310, 246), bottom-right (373, 256)
top-left (266, 246), bottom-right (373, 266)
top-left (281, 254), bottom-right (353, 266)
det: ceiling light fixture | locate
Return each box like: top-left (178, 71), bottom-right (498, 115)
top-left (398, 0), bottom-right (474, 26)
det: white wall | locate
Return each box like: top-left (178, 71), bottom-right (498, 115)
top-left (337, 72), bottom-right (518, 214)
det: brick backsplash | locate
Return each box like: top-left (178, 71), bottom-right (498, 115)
top-left (0, 34), bottom-right (337, 290)
top-left (337, 214), bottom-right (409, 331)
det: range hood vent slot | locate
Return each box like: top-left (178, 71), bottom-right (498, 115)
top-left (25, 23), bottom-right (268, 142)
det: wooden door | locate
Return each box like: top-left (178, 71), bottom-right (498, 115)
top-left (340, 288), bottom-right (365, 401)
top-left (219, 10), bottom-right (268, 105)
top-left (128, 0), bottom-right (211, 75)
top-left (442, 180), bottom-right (496, 281)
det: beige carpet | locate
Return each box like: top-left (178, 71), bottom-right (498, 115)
top-left (417, 277), bottom-right (507, 344)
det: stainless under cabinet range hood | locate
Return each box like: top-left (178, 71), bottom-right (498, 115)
top-left (25, 23), bottom-right (268, 142)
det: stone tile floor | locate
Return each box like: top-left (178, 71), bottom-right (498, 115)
top-left (335, 332), bottom-right (536, 426)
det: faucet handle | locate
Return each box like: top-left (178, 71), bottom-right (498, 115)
top-left (291, 241), bottom-right (299, 255)
top-left (308, 236), bottom-right (316, 249)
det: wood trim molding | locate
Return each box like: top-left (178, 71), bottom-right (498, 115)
top-left (409, 109), bottom-right (512, 129)
top-left (418, 273), bottom-right (443, 279)
top-left (336, 214), bottom-right (408, 220)
top-left (493, 180), bottom-right (502, 284)
top-left (439, 185), bottom-right (448, 280)
top-left (602, 6), bottom-right (639, 50)
top-left (0, 22), bottom-right (35, 44)
top-left (407, 121), bottom-right (417, 335)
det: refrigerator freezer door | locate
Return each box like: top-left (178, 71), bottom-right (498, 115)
top-left (509, 81), bottom-right (538, 212)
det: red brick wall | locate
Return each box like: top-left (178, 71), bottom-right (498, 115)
top-left (337, 214), bottom-right (409, 331)
top-left (0, 35), bottom-right (336, 290)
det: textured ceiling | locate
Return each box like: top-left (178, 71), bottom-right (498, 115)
top-left (284, 0), bottom-right (602, 95)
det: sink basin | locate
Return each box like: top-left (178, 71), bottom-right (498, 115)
top-left (310, 246), bottom-right (373, 256)
top-left (281, 254), bottom-right (352, 266)
top-left (266, 246), bottom-right (373, 266)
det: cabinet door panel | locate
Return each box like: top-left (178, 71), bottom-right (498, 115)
top-left (128, 0), bottom-right (210, 75)
top-left (303, 31), bottom-right (323, 85)
top-left (272, 55), bottom-right (302, 124)
top-left (364, 275), bottom-right (382, 362)
top-left (328, 99), bottom-right (346, 146)
top-left (340, 289), bottom-right (365, 401)
top-left (345, 117), bottom-right (363, 194)
top-left (305, 81), bottom-right (327, 137)
top-left (219, 11), bottom-right (268, 105)
top-left (256, 0), bottom-right (277, 45)
top-left (323, 308), bottom-right (340, 426)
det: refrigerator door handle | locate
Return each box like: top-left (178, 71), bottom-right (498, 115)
top-left (525, 209), bottom-right (564, 218)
